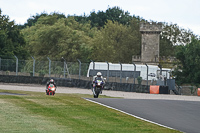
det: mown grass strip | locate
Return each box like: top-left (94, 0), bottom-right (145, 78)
top-left (0, 90), bottom-right (181, 133)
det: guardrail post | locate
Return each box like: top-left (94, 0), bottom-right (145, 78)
top-left (14, 55), bottom-right (18, 76)
top-left (31, 56), bottom-right (35, 76)
top-left (47, 57), bottom-right (51, 77)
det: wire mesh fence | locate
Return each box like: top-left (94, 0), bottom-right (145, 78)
top-left (0, 58), bottom-right (92, 80)
top-left (1, 58), bottom-right (198, 96)
top-left (0, 58), bottom-right (160, 85)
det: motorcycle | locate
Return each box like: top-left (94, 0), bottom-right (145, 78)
top-left (92, 77), bottom-right (104, 98)
top-left (46, 84), bottom-right (56, 95)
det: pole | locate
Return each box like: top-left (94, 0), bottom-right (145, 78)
top-left (145, 63), bottom-right (148, 87)
top-left (106, 61), bottom-right (109, 82)
top-left (14, 55), bottom-right (18, 76)
top-left (47, 57), bottom-right (51, 77)
top-left (66, 62), bottom-right (71, 80)
top-left (31, 56), bottom-right (35, 76)
top-left (132, 62), bottom-right (136, 85)
top-left (64, 61), bottom-right (66, 78)
top-left (77, 59), bottom-right (81, 80)
top-left (0, 57), bottom-right (1, 71)
top-left (62, 57), bottom-right (71, 80)
top-left (158, 64), bottom-right (162, 79)
top-left (90, 60), bottom-right (95, 76)
top-left (62, 57), bottom-right (66, 78)
top-left (119, 62), bottom-right (122, 83)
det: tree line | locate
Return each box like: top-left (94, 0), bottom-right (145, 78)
top-left (0, 7), bottom-right (200, 85)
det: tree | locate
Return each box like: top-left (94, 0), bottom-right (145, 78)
top-left (77, 6), bottom-right (133, 29)
top-left (22, 16), bottom-right (94, 62)
top-left (160, 35), bottom-right (174, 57)
top-left (0, 9), bottom-right (28, 59)
top-left (18, 12), bottom-right (66, 29)
top-left (105, 6), bottom-right (132, 25)
top-left (17, 7), bottom-right (199, 64)
top-left (161, 23), bottom-right (196, 46)
top-left (91, 20), bottom-right (140, 63)
top-left (173, 38), bottom-right (200, 85)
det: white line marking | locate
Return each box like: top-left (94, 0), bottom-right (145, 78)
top-left (85, 98), bottom-right (176, 131)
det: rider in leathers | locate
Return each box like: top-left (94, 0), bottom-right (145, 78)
top-left (93, 72), bottom-right (105, 93)
top-left (46, 79), bottom-right (57, 92)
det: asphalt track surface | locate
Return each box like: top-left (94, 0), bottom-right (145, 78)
top-left (1, 83), bottom-right (200, 133)
top-left (87, 98), bottom-right (200, 133)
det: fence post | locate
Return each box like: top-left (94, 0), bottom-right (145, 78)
top-left (62, 57), bottom-right (66, 78)
top-left (119, 62), bottom-right (122, 83)
top-left (106, 61), bottom-right (109, 82)
top-left (158, 64), bottom-right (162, 79)
top-left (66, 62), bottom-right (71, 80)
top-left (47, 57), bottom-right (51, 77)
top-left (90, 60), bottom-right (95, 76)
top-left (62, 57), bottom-right (71, 80)
top-left (145, 63), bottom-right (148, 87)
top-left (14, 55), bottom-right (18, 76)
top-left (0, 57), bottom-right (1, 71)
top-left (31, 56), bottom-right (35, 76)
top-left (133, 62), bottom-right (136, 85)
top-left (77, 59), bottom-right (81, 80)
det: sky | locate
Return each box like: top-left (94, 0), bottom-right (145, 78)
top-left (0, 0), bottom-right (200, 36)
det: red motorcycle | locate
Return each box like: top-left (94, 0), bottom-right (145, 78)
top-left (46, 84), bottom-right (56, 95)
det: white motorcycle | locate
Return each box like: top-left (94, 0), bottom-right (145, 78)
top-left (92, 77), bottom-right (104, 98)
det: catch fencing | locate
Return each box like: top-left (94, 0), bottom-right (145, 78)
top-left (1, 57), bottom-right (198, 95)
top-left (0, 58), bottom-right (153, 85)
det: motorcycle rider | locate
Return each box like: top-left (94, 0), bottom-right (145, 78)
top-left (46, 79), bottom-right (57, 92)
top-left (93, 72), bottom-right (105, 93)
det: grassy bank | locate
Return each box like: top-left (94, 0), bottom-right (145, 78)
top-left (0, 90), bottom-right (181, 133)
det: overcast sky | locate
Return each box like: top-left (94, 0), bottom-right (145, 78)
top-left (0, 0), bottom-right (200, 36)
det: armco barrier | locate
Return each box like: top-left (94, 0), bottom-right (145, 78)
top-left (0, 75), bottom-right (151, 93)
top-left (71, 79), bottom-right (91, 89)
top-left (0, 75), bottom-right (74, 87)
top-left (0, 75), bottom-right (44, 84)
top-left (106, 82), bottom-right (149, 93)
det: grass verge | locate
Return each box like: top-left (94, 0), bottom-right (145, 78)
top-left (0, 90), bottom-right (181, 133)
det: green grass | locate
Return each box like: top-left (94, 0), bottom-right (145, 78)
top-left (0, 90), bottom-right (181, 133)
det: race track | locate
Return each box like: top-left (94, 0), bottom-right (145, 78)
top-left (1, 83), bottom-right (200, 133)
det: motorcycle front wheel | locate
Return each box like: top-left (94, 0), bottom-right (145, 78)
top-left (93, 88), bottom-right (100, 98)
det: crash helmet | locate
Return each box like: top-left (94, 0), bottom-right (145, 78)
top-left (97, 72), bottom-right (102, 77)
top-left (50, 79), bottom-right (54, 83)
